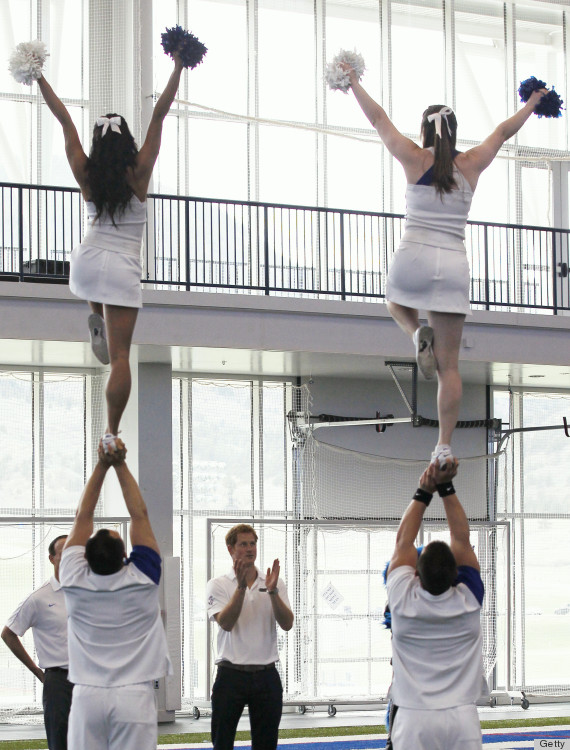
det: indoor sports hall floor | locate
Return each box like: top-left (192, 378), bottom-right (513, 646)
top-left (163, 703), bottom-right (570, 749)
top-left (160, 730), bottom-right (570, 750)
top-left (1, 702), bottom-right (570, 749)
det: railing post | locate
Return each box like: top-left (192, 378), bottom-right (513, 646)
top-left (339, 211), bottom-right (346, 301)
top-left (264, 205), bottom-right (270, 295)
top-left (552, 229), bottom-right (558, 315)
top-left (185, 198), bottom-right (191, 292)
top-left (18, 186), bottom-right (24, 281)
top-left (484, 224), bottom-right (490, 311)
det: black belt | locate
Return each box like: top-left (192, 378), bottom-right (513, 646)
top-left (45, 667), bottom-right (68, 673)
top-left (218, 661), bottom-right (275, 673)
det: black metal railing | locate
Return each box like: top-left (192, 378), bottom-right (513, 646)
top-left (2, 182), bottom-right (569, 313)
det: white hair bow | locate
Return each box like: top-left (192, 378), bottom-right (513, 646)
top-left (96, 116), bottom-right (122, 136)
top-left (427, 106), bottom-right (453, 139)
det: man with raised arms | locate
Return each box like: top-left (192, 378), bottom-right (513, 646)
top-left (59, 440), bottom-right (171, 750)
top-left (386, 461), bottom-right (487, 749)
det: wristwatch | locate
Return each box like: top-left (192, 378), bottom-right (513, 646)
top-left (267, 587), bottom-right (279, 596)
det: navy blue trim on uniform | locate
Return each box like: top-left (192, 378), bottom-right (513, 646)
top-left (455, 565), bottom-right (484, 605)
top-left (416, 149), bottom-right (460, 186)
top-left (128, 545), bottom-right (162, 584)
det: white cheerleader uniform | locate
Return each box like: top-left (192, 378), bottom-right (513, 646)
top-left (386, 149), bottom-right (473, 315)
top-left (60, 545), bottom-right (172, 750)
top-left (69, 196), bottom-right (147, 308)
top-left (386, 564), bottom-right (488, 750)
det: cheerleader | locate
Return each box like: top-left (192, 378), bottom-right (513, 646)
top-left (34, 53), bottom-right (185, 451)
top-left (339, 62), bottom-right (548, 466)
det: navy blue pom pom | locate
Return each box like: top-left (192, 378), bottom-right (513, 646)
top-left (518, 76), bottom-right (563, 118)
top-left (518, 76), bottom-right (547, 102)
top-left (535, 88), bottom-right (564, 118)
top-left (161, 25), bottom-right (207, 69)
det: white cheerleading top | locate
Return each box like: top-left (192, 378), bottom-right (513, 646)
top-left (206, 568), bottom-right (291, 665)
top-left (82, 196), bottom-right (147, 256)
top-left (401, 148), bottom-right (474, 251)
top-left (60, 546), bottom-right (172, 687)
top-left (5, 577), bottom-right (69, 669)
top-left (387, 565), bottom-right (488, 709)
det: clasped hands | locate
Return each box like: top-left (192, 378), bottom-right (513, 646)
top-left (97, 439), bottom-right (127, 466)
top-left (419, 459), bottom-right (458, 495)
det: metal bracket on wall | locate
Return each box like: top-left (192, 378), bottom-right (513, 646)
top-left (287, 360), bottom-right (502, 437)
top-left (385, 360), bottom-right (418, 420)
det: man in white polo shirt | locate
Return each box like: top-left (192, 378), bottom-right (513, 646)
top-left (386, 460), bottom-right (488, 750)
top-left (2, 535), bottom-right (72, 750)
top-left (59, 440), bottom-right (171, 750)
top-left (206, 523), bottom-right (294, 750)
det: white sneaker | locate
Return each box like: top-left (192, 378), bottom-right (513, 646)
top-left (102, 433), bottom-right (119, 454)
top-left (88, 313), bottom-right (110, 365)
top-left (431, 444), bottom-right (454, 469)
top-left (413, 325), bottom-right (436, 380)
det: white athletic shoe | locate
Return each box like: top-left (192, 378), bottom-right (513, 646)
top-left (102, 433), bottom-right (120, 454)
top-left (413, 325), bottom-right (436, 380)
top-left (431, 444), bottom-right (454, 469)
top-left (88, 313), bottom-right (110, 365)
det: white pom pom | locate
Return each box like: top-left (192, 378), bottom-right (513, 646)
top-left (325, 49), bottom-right (365, 93)
top-left (8, 40), bottom-right (48, 85)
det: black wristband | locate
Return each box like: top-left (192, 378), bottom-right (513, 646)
top-left (436, 481), bottom-right (456, 498)
top-left (413, 488), bottom-right (433, 506)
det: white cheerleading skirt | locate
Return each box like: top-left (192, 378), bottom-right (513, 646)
top-left (69, 241), bottom-right (143, 309)
top-left (386, 239), bottom-right (471, 316)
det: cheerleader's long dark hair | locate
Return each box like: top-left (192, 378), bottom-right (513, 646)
top-left (86, 114), bottom-right (138, 226)
top-left (420, 105), bottom-right (458, 195)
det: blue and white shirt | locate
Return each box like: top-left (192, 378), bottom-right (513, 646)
top-left (60, 545), bottom-right (172, 687)
top-left (387, 565), bottom-right (488, 709)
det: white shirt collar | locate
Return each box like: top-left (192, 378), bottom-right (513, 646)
top-left (50, 575), bottom-right (62, 592)
top-left (226, 567), bottom-right (266, 586)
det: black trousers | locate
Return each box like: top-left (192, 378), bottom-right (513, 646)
top-left (43, 669), bottom-right (74, 750)
top-left (211, 666), bottom-right (283, 750)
